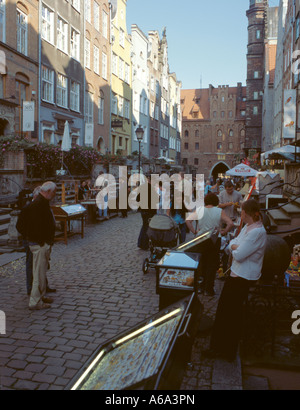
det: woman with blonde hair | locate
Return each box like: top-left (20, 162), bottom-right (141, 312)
top-left (203, 199), bottom-right (267, 361)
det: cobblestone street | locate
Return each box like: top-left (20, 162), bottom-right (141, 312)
top-left (0, 212), bottom-right (225, 390)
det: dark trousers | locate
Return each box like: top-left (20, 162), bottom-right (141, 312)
top-left (193, 238), bottom-right (220, 294)
top-left (210, 276), bottom-right (256, 360)
top-left (137, 212), bottom-right (151, 250)
top-left (23, 240), bottom-right (33, 295)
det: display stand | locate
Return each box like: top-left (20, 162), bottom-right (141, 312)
top-left (52, 204), bottom-right (86, 245)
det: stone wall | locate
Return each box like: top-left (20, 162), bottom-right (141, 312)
top-left (0, 151), bottom-right (26, 204)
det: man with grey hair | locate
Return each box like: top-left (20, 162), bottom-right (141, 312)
top-left (19, 181), bottom-right (57, 310)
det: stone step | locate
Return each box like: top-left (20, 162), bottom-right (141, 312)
top-left (243, 375), bottom-right (270, 390)
top-left (0, 234), bottom-right (9, 245)
top-left (0, 208), bottom-right (11, 216)
top-left (267, 209), bottom-right (291, 225)
top-left (281, 203), bottom-right (300, 217)
top-left (0, 213), bottom-right (11, 225)
top-left (0, 223), bottom-right (9, 236)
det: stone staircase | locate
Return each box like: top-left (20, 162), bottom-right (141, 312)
top-left (264, 196), bottom-right (300, 247)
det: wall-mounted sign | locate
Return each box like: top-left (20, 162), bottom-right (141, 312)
top-left (22, 101), bottom-right (35, 132)
top-left (283, 90), bottom-right (296, 140)
top-left (111, 119), bottom-right (123, 128)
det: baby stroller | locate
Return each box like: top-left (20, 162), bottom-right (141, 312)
top-left (142, 214), bottom-right (179, 274)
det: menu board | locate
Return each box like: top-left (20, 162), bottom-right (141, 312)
top-left (159, 268), bottom-right (195, 290)
top-left (73, 306), bottom-right (185, 390)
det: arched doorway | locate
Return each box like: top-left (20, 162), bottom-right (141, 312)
top-left (0, 118), bottom-right (10, 135)
top-left (210, 161), bottom-right (230, 182)
top-left (97, 137), bottom-right (105, 154)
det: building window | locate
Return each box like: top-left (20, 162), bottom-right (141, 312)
top-left (241, 110), bottom-right (246, 116)
top-left (229, 129), bottom-right (234, 137)
top-left (98, 95), bottom-right (104, 124)
top-left (94, 1), bottom-right (99, 30)
top-left (217, 130), bottom-right (222, 138)
top-left (194, 158), bottom-right (199, 166)
top-left (119, 28), bottom-right (125, 47)
top-left (256, 30), bottom-right (261, 39)
top-left (112, 94), bottom-right (117, 115)
top-left (184, 143), bottom-right (188, 150)
top-left (217, 142), bottom-right (222, 150)
top-left (70, 80), bottom-right (80, 111)
top-left (70, 28), bottom-right (80, 61)
top-left (94, 45), bottom-right (99, 74)
top-left (42, 4), bottom-right (54, 44)
top-left (119, 57), bottom-right (124, 80)
top-left (70, 0), bottom-right (80, 12)
top-left (124, 99), bottom-right (130, 119)
top-left (213, 111), bottom-right (217, 118)
top-left (102, 52), bottom-right (107, 80)
top-left (125, 63), bottom-right (130, 84)
top-left (85, 0), bottom-right (91, 23)
top-left (0, 0), bottom-right (5, 42)
top-left (195, 130), bottom-right (199, 138)
top-left (253, 91), bottom-right (259, 100)
top-left (118, 95), bottom-right (124, 117)
top-left (85, 91), bottom-right (93, 123)
top-left (254, 71), bottom-right (259, 79)
top-left (229, 142), bottom-right (234, 150)
top-left (221, 111), bottom-right (225, 118)
top-left (112, 52), bottom-right (117, 76)
top-left (15, 80), bottom-right (27, 133)
top-left (85, 38), bottom-right (90, 69)
top-left (17, 9), bottom-right (27, 55)
top-left (56, 73), bottom-right (68, 108)
top-left (41, 66), bottom-right (54, 103)
top-left (253, 106), bottom-right (258, 115)
top-left (229, 110), bottom-right (233, 118)
top-left (102, 10), bottom-right (108, 39)
top-left (195, 142), bottom-right (199, 150)
top-left (184, 130), bottom-right (189, 138)
top-left (57, 16), bottom-right (68, 54)
top-left (296, 14), bottom-right (300, 40)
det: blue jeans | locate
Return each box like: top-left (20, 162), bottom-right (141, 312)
top-left (98, 203), bottom-right (108, 218)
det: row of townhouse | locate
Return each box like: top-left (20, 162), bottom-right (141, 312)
top-left (0, 0), bottom-right (182, 167)
top-left (262, 0), bottom-right (300, 152)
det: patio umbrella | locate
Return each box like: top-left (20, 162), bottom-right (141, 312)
top-left (226, 163), bottom-right (258, 177)
top-left (61, 121), bottom-right (71, 169)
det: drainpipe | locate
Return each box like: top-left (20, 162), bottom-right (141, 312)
top-left (38, 0), bottom-right (42, 142)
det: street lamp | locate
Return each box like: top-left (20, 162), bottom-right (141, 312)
top-left (136, 125), bottom-right (144, 173)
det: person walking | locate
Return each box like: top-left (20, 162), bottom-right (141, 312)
top-left (186, 193), bottom-right (233, 296)
top-left (137, 176), bottom-right (158, 250)
top-left (204, 199), bottom-right (267, 361)
top-left (22, 181), bottom-right (57, 310)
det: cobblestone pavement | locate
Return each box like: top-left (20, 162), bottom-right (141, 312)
top-left (0, 212), bottom-right (222, 390)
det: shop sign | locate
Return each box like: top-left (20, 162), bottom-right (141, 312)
top-left (22, 101), bottom-right (35, 132)
top-left (111, 119), bottom-right (123, 128)
top-left (283, 90), bottom-right (296, 140)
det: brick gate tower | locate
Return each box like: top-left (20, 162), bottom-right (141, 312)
top-left (245, 0), bottom-right (268, 162)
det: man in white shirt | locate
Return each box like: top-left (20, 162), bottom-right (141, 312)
top-left (218, 180), bottom-right (242, 221)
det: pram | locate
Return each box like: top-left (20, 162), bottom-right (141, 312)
top-left (142, 214), bottom-right (179, 274)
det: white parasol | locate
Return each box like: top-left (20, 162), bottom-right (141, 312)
top-left (60, 121), bottom-right (71, 170)
top-left (226, 163), bottom-right (258, 177)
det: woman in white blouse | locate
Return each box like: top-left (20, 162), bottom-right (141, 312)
top-left (204, 199), bottom-right (267, 362)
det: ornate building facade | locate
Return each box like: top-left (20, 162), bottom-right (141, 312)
top-left (181, 83), bottom-right (246, 180)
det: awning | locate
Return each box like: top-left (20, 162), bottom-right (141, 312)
top-left (261, 145), bottom-right (300, 161)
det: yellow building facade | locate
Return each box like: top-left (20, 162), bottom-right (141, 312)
top-left (110, 0), bottom-right (132, 155)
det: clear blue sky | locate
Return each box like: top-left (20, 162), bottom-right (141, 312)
top-left (127, 0), bottom-right (280, 90)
